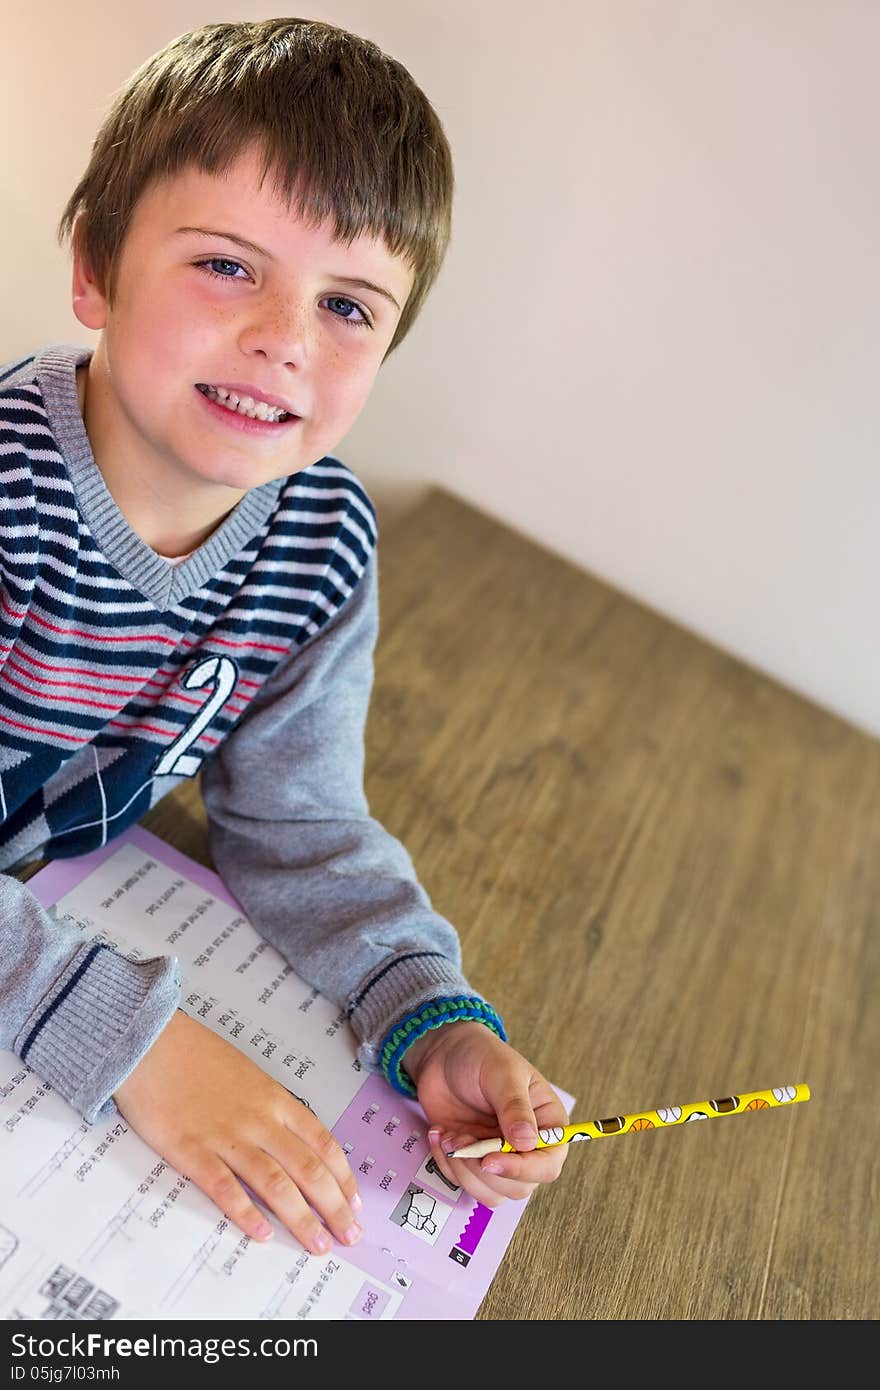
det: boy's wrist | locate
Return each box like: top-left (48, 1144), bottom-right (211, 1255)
top-left (402, 1019), bottom-right (488, 1085)
top-left (379, 996), bottom-right (507, 1097)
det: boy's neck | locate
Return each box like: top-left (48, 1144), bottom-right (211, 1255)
top-left (76, 356), bottom-right (243, 558)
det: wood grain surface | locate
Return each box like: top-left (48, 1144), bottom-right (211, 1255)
top-left (125, 487), bottom-right (878, 1319)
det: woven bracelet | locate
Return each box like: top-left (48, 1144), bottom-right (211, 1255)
top-left (379, 996), bottom-right (507, 1097)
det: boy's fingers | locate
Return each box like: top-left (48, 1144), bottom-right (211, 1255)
top-left (237, 1144), bottom-right (359, 1254)
top-left (180, 1111), bottom-right (363, 1254)
top-left (426, 1128), bottom-right (463, 1187)
top-left (481, 1142), bottom-right (568, 1184)
top-left (260, 1132), bottom-right (363, 1249)
top-left (283, 1105), bottom-right (362, 1212)
top-left (189, 1154), bottom-right (278, 1245)
top-left (486, 1068), bottom-right (571, 1155)
top-left (490, 1083), bottom-right (540, 1152)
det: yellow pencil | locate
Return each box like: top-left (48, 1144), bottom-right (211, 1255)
top-left (446, 1083), bottom-right (811, 1158)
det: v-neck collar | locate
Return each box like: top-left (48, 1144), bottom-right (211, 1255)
top-left (35, 344), bottom-right (284, 611)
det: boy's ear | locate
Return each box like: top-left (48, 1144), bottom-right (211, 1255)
top-left (71, 213), bottom-right (109, 331)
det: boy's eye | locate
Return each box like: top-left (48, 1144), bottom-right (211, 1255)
top-left (323, 296), bottom-right (371, 330)
top-left (197, 257), bottom-right (249, 280)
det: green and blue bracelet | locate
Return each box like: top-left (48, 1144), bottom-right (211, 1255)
top-left (379, 996), bottom-right (507, 1097)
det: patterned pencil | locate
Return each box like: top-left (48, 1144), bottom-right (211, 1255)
top-left (446, 1083), bottom-right (811, 1158)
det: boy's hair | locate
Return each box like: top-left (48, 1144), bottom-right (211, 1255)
top-left (57, 17), bottom-right (454, 356)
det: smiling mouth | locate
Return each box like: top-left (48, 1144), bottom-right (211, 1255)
top-left (195, 383), bottom-right (296, 422)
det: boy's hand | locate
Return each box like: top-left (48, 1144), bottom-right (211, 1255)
top-left (114, 1011), bottom-right (362, 1253)
top-left (403, 1021), bottom-right (570, 1207)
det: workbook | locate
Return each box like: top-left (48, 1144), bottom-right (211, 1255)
top-left (0, 827), bottom-right (568, 1321)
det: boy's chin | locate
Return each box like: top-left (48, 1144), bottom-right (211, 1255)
top-left (192, 458), bottom-right (308, 493)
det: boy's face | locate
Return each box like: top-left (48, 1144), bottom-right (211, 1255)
top-left (73, 144), bottom-right (414, 503)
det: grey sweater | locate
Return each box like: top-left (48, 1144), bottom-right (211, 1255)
top-left (0, 344), bottom-right (486, 1122)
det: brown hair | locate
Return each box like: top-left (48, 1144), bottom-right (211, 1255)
top-left (57, 17), bottom-right (454, 355)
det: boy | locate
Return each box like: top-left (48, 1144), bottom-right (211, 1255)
top-left (0, 17), bottom-right (567, 1256)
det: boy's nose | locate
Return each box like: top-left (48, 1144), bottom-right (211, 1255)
top-left (237, 303), bottom-right (311, 367)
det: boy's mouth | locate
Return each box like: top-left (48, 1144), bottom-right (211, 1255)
top-left (195, 383), bottom-right (297, 423)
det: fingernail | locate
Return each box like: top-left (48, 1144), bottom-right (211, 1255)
top-left (510, 1124), bottom-right (537, 1149)
top-left (344, 1223), bottom-right (362, 1245)
top-left (351, 1191), bottom-right (362, 1211)
top-left (255, 1220), bottom-right (274, 1240)
top-left (313, 1229), bottom-right (331, 1253)
top-left (427, 1128), bottom-right (442, 1144)
top-left (482, 1161), bottom-right (504, 1175)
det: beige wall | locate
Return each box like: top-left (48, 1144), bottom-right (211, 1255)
top-left (4, 2), bottom-right (878, 736)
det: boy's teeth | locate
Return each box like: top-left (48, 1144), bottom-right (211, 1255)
top-left (200, 384), bottom-right (288, 421)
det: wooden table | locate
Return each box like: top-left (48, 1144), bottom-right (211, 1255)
top-left (131, 487), bottom-right (878, 1319)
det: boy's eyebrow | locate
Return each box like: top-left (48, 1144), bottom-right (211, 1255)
top-left (173, 226), bottom-right (402, 311)
top-left (331, 275), bottom-right (402, 313)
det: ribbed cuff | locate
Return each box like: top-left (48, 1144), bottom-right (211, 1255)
top-left (380, 996), bottom-right (508, 1097)
top-left (346, 949), bottom-right (474, 1069)
top-left (16, 941), bottom-right (181, 1123)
